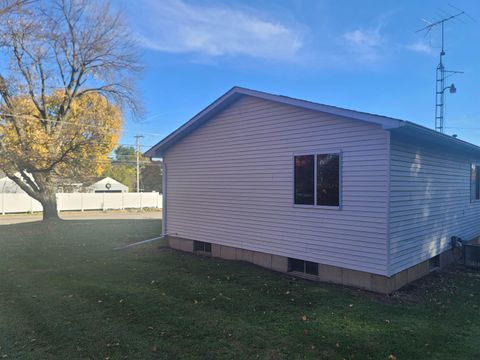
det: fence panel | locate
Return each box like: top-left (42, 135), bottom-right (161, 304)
top-left (0, 192), bottom-right (161, 214)
top-left (80, 193), bottom-right (104, 211)
top-left (122, 193), bottom-right (141, 209)
top-left (103, 193), bottom-right (124, 210)
top-left (1, 193), bottom-right (42, 214)
top-left (58, 193), bottom-right (83, 211)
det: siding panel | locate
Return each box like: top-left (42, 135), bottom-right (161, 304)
top-left (165, 96), bottom-right (390, 275)
top-left (389, 136), bottom-right (480, 274)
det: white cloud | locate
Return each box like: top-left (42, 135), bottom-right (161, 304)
top-left (406, 40), bottom-right (434, 55)
top-left (342, 28), bottom-right (383, 62)
top-left (136, 0), bottom-right (303, 61)
top-left (344, 29), bottom-right (381, 48)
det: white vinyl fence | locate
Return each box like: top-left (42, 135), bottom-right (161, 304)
top-left (0, 192), bottom-right (162, 215)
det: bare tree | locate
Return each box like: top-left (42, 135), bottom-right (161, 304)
top-left (0, 0), bottom-right (142, 220)
top-left (0, 0), bottom-right (30, 16)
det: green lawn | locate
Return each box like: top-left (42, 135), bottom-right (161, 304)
top-left (0, 219), bottom-right (479, 360)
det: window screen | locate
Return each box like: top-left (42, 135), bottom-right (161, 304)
top-left (317, 154), bottom-right (340, 206)
top-left (294, 155), bottom-right (315, 205)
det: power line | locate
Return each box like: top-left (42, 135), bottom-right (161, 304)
top-left (446, 127), bottom-right (480, 130)
top-left (0, 112), bottom-right (165, 137)
top-left (116, 143), bottom-right (155, 148)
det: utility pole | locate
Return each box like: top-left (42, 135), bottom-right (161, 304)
top-left (134, 134), bottom-right (144, 193)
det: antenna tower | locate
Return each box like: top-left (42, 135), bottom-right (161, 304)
top-left (416, 6), bottom-right (471, 133)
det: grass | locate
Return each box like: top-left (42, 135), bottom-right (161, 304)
top-left (0, 219), bottom-right (479, 359)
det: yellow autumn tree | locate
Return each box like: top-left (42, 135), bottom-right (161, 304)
top-left (0, 92), bottom-right (122, 218)
top-left (0, 0), bottom-right (141, 220)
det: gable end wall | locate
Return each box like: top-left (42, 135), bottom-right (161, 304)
top-left (164, 95), bottom-right (391, 275)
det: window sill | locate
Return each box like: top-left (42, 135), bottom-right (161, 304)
top-left (293, 204), bottom-right (341, 210)
top-left (288, 271), bottom-right (320, 281)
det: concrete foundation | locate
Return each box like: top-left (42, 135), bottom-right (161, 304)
top-left (166, 236), bottom-right (463, 294)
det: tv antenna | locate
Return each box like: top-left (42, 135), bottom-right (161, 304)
top-left (416, 5), bottom-right (473, 134)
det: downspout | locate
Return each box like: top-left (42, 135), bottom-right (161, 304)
top-left (162, 158), bottom-right (167, 236)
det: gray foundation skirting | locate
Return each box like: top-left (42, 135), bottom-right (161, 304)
top-left (167, 236), bottom-right (462, 294)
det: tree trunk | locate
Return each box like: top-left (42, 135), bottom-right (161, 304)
top-left (39, 187), bottom-right (60, 221)
top-left (6, 173), bottom-right (61, 221)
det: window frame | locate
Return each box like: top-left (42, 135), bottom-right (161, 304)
top-left (193, 240), bottom-right (212, 253)
top-left (292, 150), bottom-right (342, 210)
top-left (471, 163), bottom-right (480, 203)
top-left (288, 257), bottom-right (319, 276)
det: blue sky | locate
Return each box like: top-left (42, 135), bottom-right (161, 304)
top-left (113, 0), bottom-right (480, 150)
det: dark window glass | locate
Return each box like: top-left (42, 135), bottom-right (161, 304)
top-left (204, 242), bottom-right (212, 253)
top-left (294, 155), bottom-right (315, 205)
top-left (289, 258), bottom-right (305, 272)
top-left (429, 255), bottom-right (440, 271)
top-left (193, 241), bottom-right (203, 251)
top-left (305, 261), bottom-right (319, 275)
top-left (471, 165), bottom-right (480, 201)
top-left (289, 258), bottom-right (319, 275)
top-left (194, 241), bottom-right (211, 252)
top-left (317, 154), bottom-right (340, 206)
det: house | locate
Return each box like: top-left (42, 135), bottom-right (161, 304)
top-left (88, 177), bottom-right (129, 193)
top-left (0, 176), bottom-right (25, 193)
top-left (145, 87), bottom-right (480, 293)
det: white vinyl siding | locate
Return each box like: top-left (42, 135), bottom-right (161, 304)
top-left (164, 95), bottom-right (390, 275)
top-left (389, 136), bottom-right (480, 275)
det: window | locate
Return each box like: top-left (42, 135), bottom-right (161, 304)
top-left (429, 255), bottom-right (440, 271)
top-left (294, 155), bottom-right (315, 205)
top-left (193, 241), bottom-right (211, 253)
top-left (471, 164), bottom-right (480, 201)
top-left (294, 153), bottom-right (340, 207)
top-left (317, 154), bottom-right (340, 206)
top-left (288, 258), bottom-right (319, 276)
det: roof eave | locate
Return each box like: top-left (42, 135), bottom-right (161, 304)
top-left (390, 121), bottom-right (480, 156)
top-left (144, 87), bottom-right (406, 158)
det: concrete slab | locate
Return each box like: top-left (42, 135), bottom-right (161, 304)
top-left (164, 235), bottom-right (463, 294)
top-left (212, 244), bottom-right (221, 258)
top-left (241, 249), bottom-right (254, 263)
top-left (271, 254), bottom-right (288, 272)
top-left (318, 264), bottom-right (343, 284)
top-left (342, 269), bottom-right (372, 290)
top-left (252, 251), bottom-right (272, 269)
top-left (220, 245), bottom-right (237, 260)
top-left (371, 275), bottom-right (393, 294)
top-left (168, 237), bottom-right (182, 251)
top-left (394, 269), bottom-right (408, 290)
top-left (180, 239), bottom-right (193, 252)
top-left (235, 248), bottom-right (243, 261)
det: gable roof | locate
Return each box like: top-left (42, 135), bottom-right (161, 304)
top-left (145, 86), bottom-right (480, 158)
top-left (89, 176), bottom-right (128, 187)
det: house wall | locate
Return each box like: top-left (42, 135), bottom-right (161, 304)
top-left (0, 177), bottom-right (25, 193)
top-left (164, 95), bottom-right (391, 275)
top-left (389, 135), bottom-right (480, 275)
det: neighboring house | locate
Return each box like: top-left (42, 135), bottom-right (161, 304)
top-left (145, 87), bottom-right (480, 294)
top-left (0, 175), bottom-right (129, 194)
top-left (0, 176), bottom-right (25, 193)
top-left (88, 176), bottom-right (129, 193)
